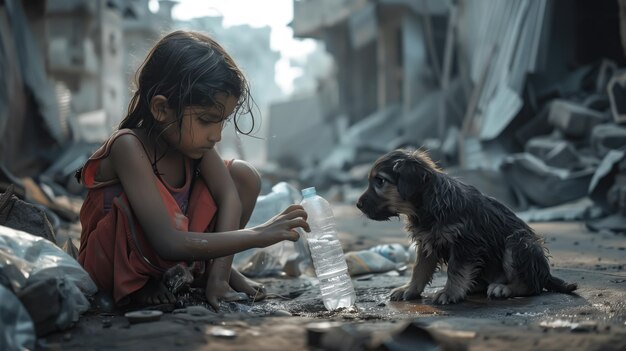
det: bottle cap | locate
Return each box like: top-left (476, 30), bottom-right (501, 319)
top-left (301, 187), bottom-right (317, 198)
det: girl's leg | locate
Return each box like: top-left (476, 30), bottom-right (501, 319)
top-left (227, 160), bottom-right (267, 299)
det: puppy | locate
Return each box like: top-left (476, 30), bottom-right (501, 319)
top-left (357, 149), bottom-right (577, 304)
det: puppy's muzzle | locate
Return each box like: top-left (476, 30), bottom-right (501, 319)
top-left (357, 191), bottom-right (396, 220)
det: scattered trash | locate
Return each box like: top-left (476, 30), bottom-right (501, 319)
top-left (345, 250), bottom-right (397, 276)
top-left (369, 244), bottom-right (410, 265)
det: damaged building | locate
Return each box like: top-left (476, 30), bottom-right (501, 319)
top-left (271, 0), bottom-right (626, 231)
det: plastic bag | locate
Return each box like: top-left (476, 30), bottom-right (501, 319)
top-left (234, 182), bottom-right (302, 277)
top-left (0, 225), bottom-right (96, 335)
top-left (369, 244), bottom-right (410, 264)
top-left (345, 250), bottom-right (397, 276)
top-left (0, 225), bottom-right (97, 295)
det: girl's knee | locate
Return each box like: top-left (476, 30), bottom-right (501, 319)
top-left (229, 160), bottom-right (261, 200)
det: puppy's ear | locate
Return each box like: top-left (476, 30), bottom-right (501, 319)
top-left (393, 158), bottom-right (428, 200)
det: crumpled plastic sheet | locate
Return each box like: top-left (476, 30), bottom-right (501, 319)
top-left (0, 284), bottom-right (35, 351)
top-left (0, 225), bottom-right (97, 295)
top-left (235, 182), bottom-right (305, 277)
top-left (0, 225), bottom-right (97, 334)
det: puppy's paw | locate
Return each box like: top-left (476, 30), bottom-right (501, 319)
top-left (389, 285), bottom-right (422, 301)
top-left (432, 289), bottom-right (464, 305)
top-left (487, 283), bottom-right (512, 298)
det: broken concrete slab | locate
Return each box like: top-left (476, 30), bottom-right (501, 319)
top-left (591, 123), bottom-right (626, 159)
top-left (589, 150), bottom-right (626, 212)
top-left (517, 197), bottom-right (604, 223)
top-left (548, 99), bottom-right (607, 139)
top-left (607, 70), bottom-right (626, 124)
top-left (525, 136), bottom-right (581, 169)
top-left (501, 153), bottom-right (596, 207)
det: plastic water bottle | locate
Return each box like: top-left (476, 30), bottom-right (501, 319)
top-left (300, 187), bottom-right (356, 310)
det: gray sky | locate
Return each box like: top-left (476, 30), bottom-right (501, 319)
top-left (167, 0), bottom-right (317, 94)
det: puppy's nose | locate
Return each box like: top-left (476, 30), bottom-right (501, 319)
top-left (356, 200), bottom-right (363, 209)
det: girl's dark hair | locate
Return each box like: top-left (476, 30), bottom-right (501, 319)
top-left (120, 30), bottom-right (255, 135)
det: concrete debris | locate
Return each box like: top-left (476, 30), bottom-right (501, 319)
top-left (501, 153), bottom-right (596, 208)
top-left (525, 136), bottom-right (581, 169)
top-left (591, 124), bottom-right (626, 158)
top-left (608, 70), bottom-right (626, 124)
top-left (548, 99), bottom-right (608, 139)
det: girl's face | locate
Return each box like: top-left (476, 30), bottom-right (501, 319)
top-left (163, 93), bottom-right (238, 159)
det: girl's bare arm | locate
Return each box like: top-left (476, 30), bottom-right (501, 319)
top-left (197, 148), bottom-right (240, 285)
top-left (109, 135), bottom-right (307, 261)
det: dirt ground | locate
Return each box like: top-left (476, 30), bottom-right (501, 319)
top-left (40, 203), bottom-right (626, 351)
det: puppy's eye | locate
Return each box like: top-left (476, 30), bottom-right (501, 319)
top-left (374, 176), bottom-right (386, 187)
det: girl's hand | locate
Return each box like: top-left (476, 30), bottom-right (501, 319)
top-left (255, 204), bottom-right (310, 246)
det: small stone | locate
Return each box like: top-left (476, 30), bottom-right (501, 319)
top-left (63, 333), bottom-right (71, 341)
top-left (102, 319), bottom-right (112, 328)
top-left (573, 241), bottom-right (579, 246)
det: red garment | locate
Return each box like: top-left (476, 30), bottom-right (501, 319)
top-left (78, 129), bottom-right (219, 304)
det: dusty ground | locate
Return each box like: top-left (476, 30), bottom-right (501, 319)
top-left (40, 203), bottom-right (626, 351)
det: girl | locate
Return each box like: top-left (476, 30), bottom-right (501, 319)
top-left (77, 30), bottom-right (309, 310)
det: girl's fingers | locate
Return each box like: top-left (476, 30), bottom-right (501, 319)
top-left (281, 204), bottom-right (303, 213)
top-left (289, 218), bottom-right (310, 232)
top-left (286, 230), bottom-right (301, 241)
top-left (280, 205), bottom-right (307, 218)
top-left (279, 208), bottom-right (308, 221)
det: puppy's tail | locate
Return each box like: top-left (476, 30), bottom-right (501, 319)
top-left (545, 275), bottom-right (578, 293)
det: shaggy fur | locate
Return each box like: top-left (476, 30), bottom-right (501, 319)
top-left (357, 149), bottom-right (577, 304)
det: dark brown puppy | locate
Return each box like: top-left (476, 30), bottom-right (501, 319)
top-left (357, 149), bottom-right (577, 304)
